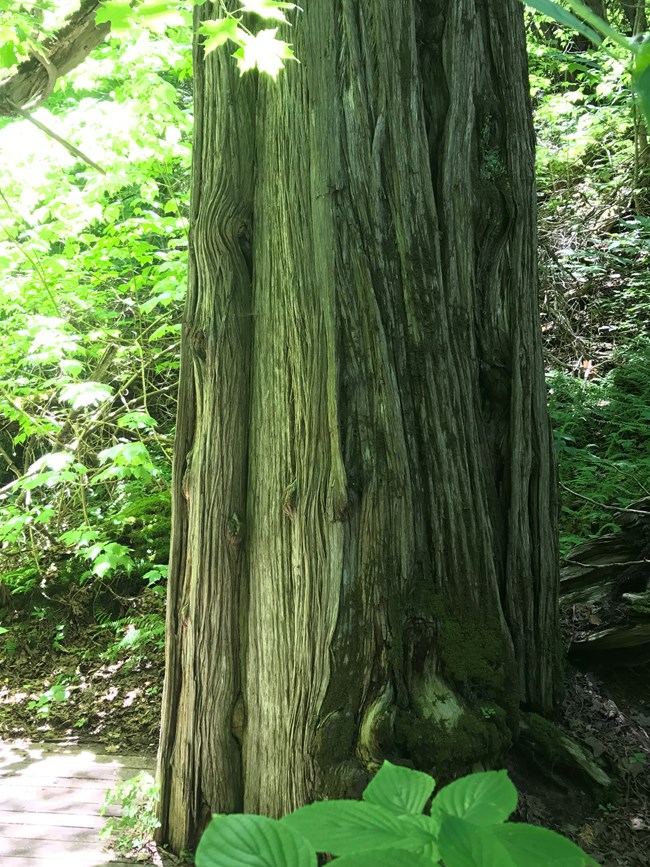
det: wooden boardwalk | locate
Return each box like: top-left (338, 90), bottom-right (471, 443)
top-left (0, 741), bottom-right (157, 866)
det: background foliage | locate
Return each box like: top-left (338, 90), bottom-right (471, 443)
top-left (0, 9), bottom-right (191, 664)
top-left (527, 0), bottom-right (650, 555)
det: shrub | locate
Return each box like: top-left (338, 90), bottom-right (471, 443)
top-left (194, 762), bottom-right (597, 866)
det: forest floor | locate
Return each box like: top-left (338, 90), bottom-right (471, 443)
top-left (509, 664), bottom-right (650, 866)
top-left (0, 610), bottom-right (168, 863)
top-left (0, 622), bottom-right (162, 754)
top-left (0, 605), bottom-right (649, 865)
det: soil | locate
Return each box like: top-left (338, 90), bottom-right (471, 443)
top-left (0, 598), bottom-right (648, 865)
top-left (0, 616), bottom-right (163, 754)
top-left (510, 665), bottom-right (650, 866)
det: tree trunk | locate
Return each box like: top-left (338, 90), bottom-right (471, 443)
top-left (157, 0), bottom-right (561, 852)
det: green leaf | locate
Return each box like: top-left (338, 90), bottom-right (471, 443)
top-left (633, 42), bottom-right (650, 129)
top-left (0, 40), bottom-right (18, 69)
top-left (519, 0), bottom-right (602, 45)
top-left (137, 0), bottom-right (186, 30)
top-left (280, 801), bottom-right (440, 857)
top-left (333, 850), bottom-right (434, 867)
top-left (59, 381), bottom-right (113, 409)
top-left (363, 761), bottom-right (436, 815)
top-left (195, 814), bottom-right (317, 867)
top-left (199, 18), bottom-right (241, 54)
top-left (493, 823), bottom-right (600, 866)
top-left (438, 815), bottom-right (503, 867)
top-left (438, 816), bottom-right (599, 867)
top-left (235, 28), bottom-right (296, 78)
top-left (59, 359), bottom-right (84, 377)
top-left (430, 771), bottom-right (517, 826)
top-left (98, 441), bottom-right (152, 466)
top-left (240, 0), bottom-right (297, 24)
top-left (117, 411), bottom-right (158, 430)
top-left (95, 0), bottom-right (135, 33)
top-left (58, 526), bottom-right (99, 548)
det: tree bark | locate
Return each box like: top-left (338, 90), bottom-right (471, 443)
top-left (157, 0), bottom-right (561, 852)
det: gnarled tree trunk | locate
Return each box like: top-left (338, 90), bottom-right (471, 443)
top-left (157, 0), bottom-right (561, 852)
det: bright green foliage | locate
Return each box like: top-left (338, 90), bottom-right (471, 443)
top-left (101, 771), bottom-right (161, 855)
top-left (0, 19), bottom-right (191, 631)
top-left (522, 0), bottom-right (650, 128)
top-left (526, 7), bottom-right (650, 551)
top-left (0, 2), bottom-right (80, 72)
top-left (27, 674), bottom-right (73, 716)
top-left (549, 339), bottom-right (650, 553)
top-left (97, 0), bottom-right (299, 78)
top-left (195, 762), bottom-right (598, 866)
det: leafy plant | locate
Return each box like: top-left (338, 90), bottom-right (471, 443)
top-left (194, 762), bottom-right (598, 866)
top-left (0, 13), bottom-right (187, 632)
top-left (96, 0), bottom-right (299, 78)
top-left (522, 0), bottom-right (650, 127)
top-left (548, 337), bottom-right (650, 553)
top-left (27, 674), bottom-right (74, 716)
top-left (101, 770), bottom-right (161, 856)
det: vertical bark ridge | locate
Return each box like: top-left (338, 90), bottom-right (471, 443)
top-left (156, 2), bottom-right (256, 850)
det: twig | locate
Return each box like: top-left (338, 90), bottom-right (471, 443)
top-left (561, 556), bottom-right (650, 568)
top-left (7, 99), bottom-right (106, 175)
top-left (560, 483), bottom-right (650, 517)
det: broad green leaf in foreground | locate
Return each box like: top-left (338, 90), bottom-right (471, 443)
top-left (492, 823), bottom-right (600, 867)
top-left (333, 849), bottom-right (435, 867)
top-left (234, 28), bottom-right (296, 78)
top-left (439, 815), bottom-right (599, 867)
top-left (519, 0), bottom-right (602, 45)
top-left (138, 0), bottom-right (187, 31)
top-left (633, 41), bottom-right (650, 128)
top-left (363, 760), bottom-right (436, 815)
top-left (280, 800), bottom-right (440, 858)
top-left (430, 770), bottom-right (517, 826)
top-left (196, 814), bottom-right (317, 867)
top-left (438, 815), bottom-right (501, 867)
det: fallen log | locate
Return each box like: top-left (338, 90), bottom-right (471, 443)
top-left (561, 499), bottom-right (650, 605)
top-left (560, 499), bottom-right (650, 661)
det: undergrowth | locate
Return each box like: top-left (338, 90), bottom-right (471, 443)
top-left (549, 337), bottom-right (650, 555)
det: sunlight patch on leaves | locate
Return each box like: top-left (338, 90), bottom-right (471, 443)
top-left (234, 28), bottom-right (296, 78)
top-left (59, 382), bottom-right (113, 409)
top-left (96, 0), bottom-right (135, 34)
top-left (240, 0), bottom-right (298, 24)
top-left (199, 18), bottom-right (241, 53)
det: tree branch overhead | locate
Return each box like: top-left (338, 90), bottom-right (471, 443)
top-left (0, 1), bottom-right (110, 116)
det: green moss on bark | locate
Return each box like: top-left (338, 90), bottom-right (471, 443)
top-left (395, 702), bottom-right (511, 774)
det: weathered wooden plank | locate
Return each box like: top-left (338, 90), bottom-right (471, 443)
top-left (0, 810), bottom-right (105, 828)
top-left (0, 786), bottom-right (121, 814)
top-left (0, 743), bottom-right (154, 765)
top-left (0, 837), bottom-right (116, 858)
top-left (0, 747), bottom-right (154, 774)
top-left (0, 824), bottom-right (100, 843)
top-left (1, 775), bottom-right (124, 790)
top-left (0, 860), bottom-right (134, 867)
top-left (0, 759), bottom-right (153, 781)
top-left (0, 742), bottom-right (158, 864)
top-left (0, 752), bottom-right (154, 767)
